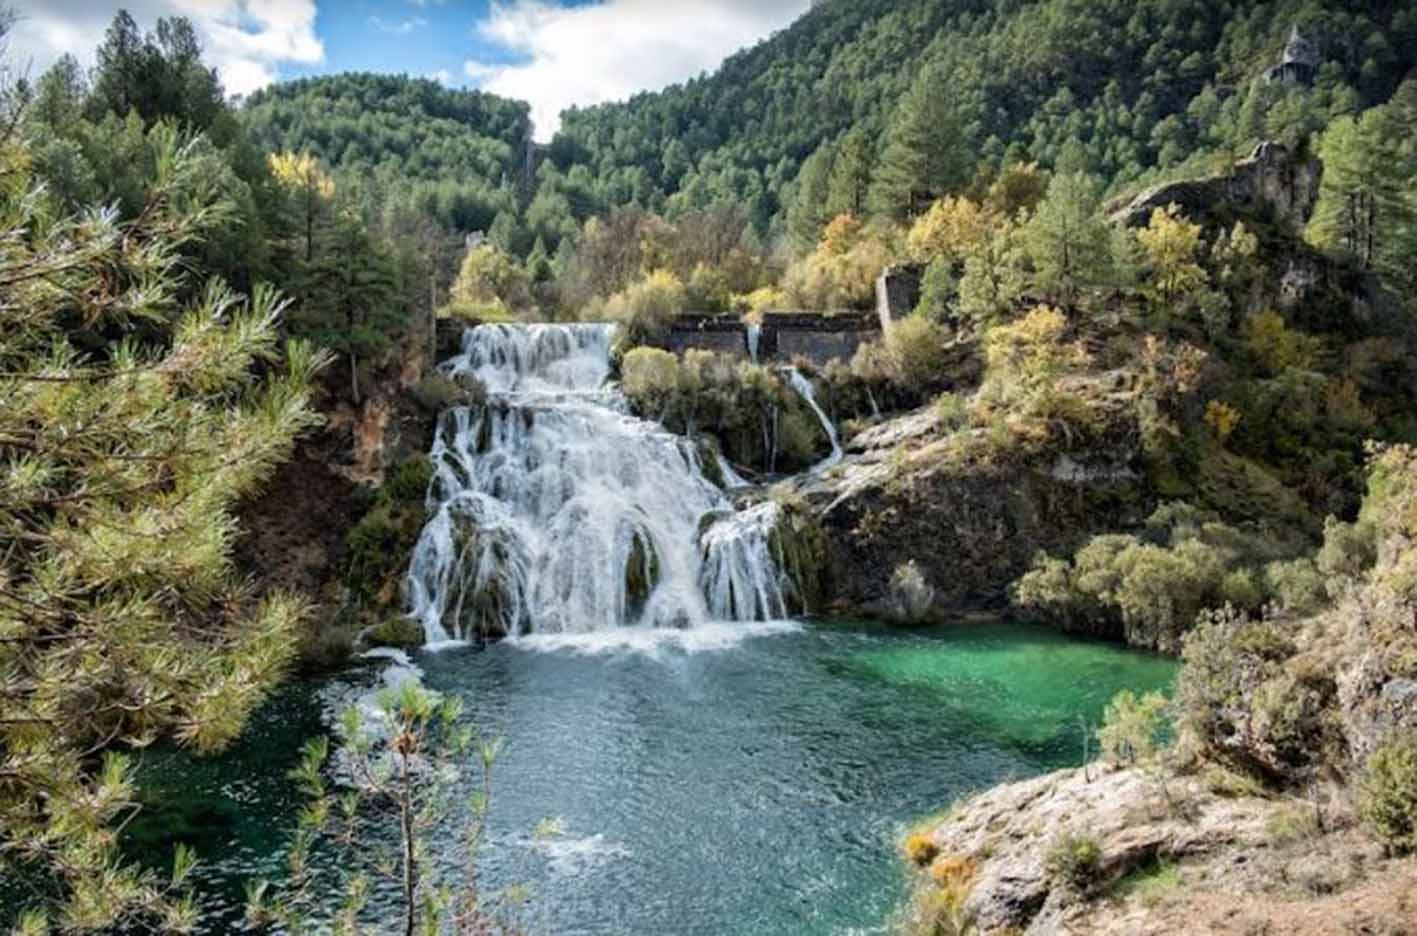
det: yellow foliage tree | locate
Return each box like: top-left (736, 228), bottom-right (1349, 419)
top-left (450, 244), bottom-right (531, 319)
top-left (1205, 400), bottom-right (1243, 443)
top-left (1136, 203), bottom-right (1208, 306)
top-left (906, 195), bottom-right (994, 263)
top-left (821, 213), bottom-right (864, 256)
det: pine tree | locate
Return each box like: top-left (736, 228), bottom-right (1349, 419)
top-left (1021, 170), bottom-right (1114, 302)
top-left (1310, 90), bottom-right (1417, 294)
top-left (0, 124), bottom-right (325, 931)
top-left (868, 64), bottom-right (974, 220)
top-left (825, 127), bottom-right (873, 219)
top-left (786, 141), bottom-right (835, 250)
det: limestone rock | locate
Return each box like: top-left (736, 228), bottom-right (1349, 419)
top-left (1110, 141), bottom-right (1322, 238)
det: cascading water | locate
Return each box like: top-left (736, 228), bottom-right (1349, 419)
top-left (785, 367), bottom-right (844, 473)
top-left (406, 323), bottom-right (800, 643)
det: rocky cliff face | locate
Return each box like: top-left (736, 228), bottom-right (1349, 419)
top-left (793, 406), bottom-right (1150, 622)
top-left (1111, 141), bottom-right (1322, 236)
top-left (235, 320), bottom-right (464, 664)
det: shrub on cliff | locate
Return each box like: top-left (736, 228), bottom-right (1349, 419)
top-left (1360, 735), bottom-right (1417, 855)
top-left (887, 561), bottom-right (937, 623)
top-left (1098, 690), bottom-right (1170, 766)
top-left (1045, 832), bottom-right (1103, 893)
top-left (885, 314), bottom-right (950, 392)
top-left (621, 346), bottom-right (681, 417)
top-left (1013, 504), bottom-right (1306, 650)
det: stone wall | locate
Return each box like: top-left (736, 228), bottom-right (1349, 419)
top-left (660, 312), bottom-right (879, 366)
top-left (875, 265), bottom-right (923, 331)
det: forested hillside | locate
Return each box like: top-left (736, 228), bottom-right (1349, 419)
top-left (536, 0), bottom-right (1417, 242)
top-left (243, 74), bottom-right (531, 236)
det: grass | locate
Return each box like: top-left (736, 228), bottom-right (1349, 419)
top-left (1111, 858), bottom-right (1181, 908)
top-left (1201, 764), bottom-right (1270, 799)
top-left (1265, 802), bottom-right (1322, 846)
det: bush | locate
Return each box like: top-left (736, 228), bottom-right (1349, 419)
top-left (604, 270), bottom-right (687, 345)
top-left (903, 832), bottom-right (940, 867)
top-left (886, 314), bottom-right (949, 391)
top-left (620, 346), bottom-right (680, 415)
top-left (1265, 803), bottom-right (1322, 846)
top-left (1264, 558), bottom-right (1328, 615)
top-left (1316, 516), bottom-right (1377, 584)
top-left (413, 372), bottom-right (486, 413)
top-left (1359, 735), bottom-right (1417, 854)
top-left (888, 560), bottom-right (936, 623)
top-left (934, 392), bottom-right (968, 431)
top-left (1045, 832), bottom-right (1102, 892)
top-left (1097, 690), bottom-right (1169, 766)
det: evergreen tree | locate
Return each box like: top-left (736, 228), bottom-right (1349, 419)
top-left (1310, 90), bottom-right (1417, 293)
top-left (1022, 170), bottom-right (1114, 301)
top-left (786, 141), bottom-right (835, 250)
top-left (0, 125), bottom-right (324, 931)
top-left (867, 63), bottom-right (974, 220)
top-left (825, 127), bottom-right (873, 219)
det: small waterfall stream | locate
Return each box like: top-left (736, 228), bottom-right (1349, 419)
top-left (406, 324), bottom-right (800, 642)
top-left (785, 367), bottom-right (844, 473)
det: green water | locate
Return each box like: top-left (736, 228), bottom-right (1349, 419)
top-left (110, 617), bottom-right (1174, 934)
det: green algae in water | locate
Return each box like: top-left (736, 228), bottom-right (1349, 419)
top-left (56, 617), bottom-right (1175, 935)
top-left (845, 622), bottom-right (1177, 752)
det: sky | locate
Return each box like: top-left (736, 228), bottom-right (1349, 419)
top-left (8, 0), bottom-right (812, 139)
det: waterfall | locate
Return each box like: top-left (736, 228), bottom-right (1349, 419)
top-left (406, 323), bottom-right (798, 642)
top-left (785, 367), bottom-right (843, 474)
top-left (746, 323), bottom-right (762, 365)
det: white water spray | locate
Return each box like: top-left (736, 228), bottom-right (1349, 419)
top-left (406, 324), bottom-right (800, 642)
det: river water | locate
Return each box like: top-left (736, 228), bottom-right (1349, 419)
top-left (126, 618), bottom-right (1174, 934)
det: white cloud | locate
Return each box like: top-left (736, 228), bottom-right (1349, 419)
top-left (428, 68), bottom-right (453, 85)
top-left (8, 0), bottom-right (323, 97)
top-left (463, 0), bottom-right (810, 141)
top-left (369, 15), bottom-right (428, 36)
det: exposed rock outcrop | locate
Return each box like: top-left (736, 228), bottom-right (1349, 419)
top-left (1111, 141), bottom-right (1322, 237)
top-left (904, 764), bottom-right (1417, 936)
top-left (793, 408), bottom-right (1150, 622)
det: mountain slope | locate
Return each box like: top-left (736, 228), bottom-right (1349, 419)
top-left (538, 0), bottom-right (1417, 234)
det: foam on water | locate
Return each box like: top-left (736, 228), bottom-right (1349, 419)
top-left (506, 620), bottom-right (802, 657)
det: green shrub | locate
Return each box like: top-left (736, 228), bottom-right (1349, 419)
top-left (934, 392), bottom-right (968, 431)
top-left (1045, 832), bottom-right (1102, 892)
top-left (604, 270), bottom-right (687, 345)
top-left (886, 313), bottom-right (950, 391)
top-left (1264, 558), bottom-right (1328, 615)
top-left (1359, 735), bottom-right (1417, 854)
top-left (385, 456), bottom-right (435, 504)
top-left (620, 346), bottom-right (680, 414)
top-left (1200, 765), bottom-right (1269, 799)
top-left (1097, 690), bottom-right (1169, 766)
top-left (1110, 858), bottom-right (1179, 907)
top-left (1316, 516), bottom-right (1377, 584)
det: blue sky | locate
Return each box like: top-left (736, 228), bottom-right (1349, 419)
top-left (12, 0), bottom-right (811, 139)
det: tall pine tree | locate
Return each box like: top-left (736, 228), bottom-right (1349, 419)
top-left (868, 63), bottom-right (974, 220)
